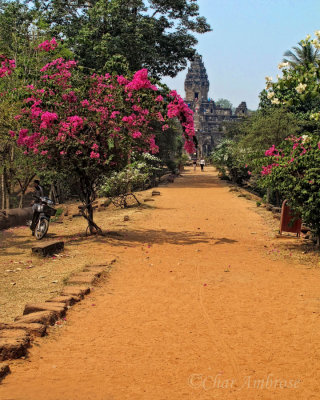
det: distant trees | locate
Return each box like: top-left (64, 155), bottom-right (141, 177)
top-left (215, 98), bottom-right (232, 109)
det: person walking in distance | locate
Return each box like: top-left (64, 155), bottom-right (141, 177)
top-left (200, 158), bottom-right (205, 172)
top-left (193, 159), bottom-right (197, 171)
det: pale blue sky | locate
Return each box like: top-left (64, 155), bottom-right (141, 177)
top-left (162, 0), bottom-right (320, 110)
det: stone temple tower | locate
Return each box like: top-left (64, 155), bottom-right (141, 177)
top-left (184, 55), bottom-right (209, 103)
top-left (184, 54), bottom-right (248, 156)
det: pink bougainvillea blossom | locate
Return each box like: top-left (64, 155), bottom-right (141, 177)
top-left (81, 99), bottom-right (89, 107)
top-left (126, 69), bottom-right (158, 91)
top-left (0, 55), bottom-right (15, 78)
top-left (261, 163), bottom-right (280, 176)
top-left (37, 38), bottom-right (58, 52)
top-left (90, 151), bottom-right (100, 159)
top-left (117, 75), bottom-right (129, 85)
top-left (265, 145), bottom-right (277, 156)
top-left (91, 143), bottom-right (99, 151)
top-left (15, 63), bottom-right (196, 165)
top-left (40, 112), bottom-right (58, 129)
top-left (132, 131), bottom-right (142, 139)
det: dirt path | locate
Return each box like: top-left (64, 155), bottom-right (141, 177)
top-left (1, 167), bottom-right (320, 400)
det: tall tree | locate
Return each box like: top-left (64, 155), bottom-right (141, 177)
top-left (283, 40), bottom-right (320, 69)
top-left (28, 0), bottom-right (211, 78)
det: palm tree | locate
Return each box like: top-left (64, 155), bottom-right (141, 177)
top-left (283, 41), bottom-right (320, 69)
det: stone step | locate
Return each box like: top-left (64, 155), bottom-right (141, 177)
top-left (23, 302), bottom-right (67, 317)
top-left (83, 266), bottom-right (108, 274)
top-left (15, 310), bottom-right (58, 326)
top-left (67, 273), bottom-right (98, 285)
top-left (60, 286), bottom-right (90, 298)
top-left (0, 363), bottom-right (10, 381)
top-left (0, 329), bottom-right (30, 361)
top-left (32, 241), bottom-right (64, 257)
top-left (46, 295), bottom-right (80, 306)
top-left (0, 323), bottom-right (46, 338)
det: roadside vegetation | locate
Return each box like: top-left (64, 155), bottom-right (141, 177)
top-left (212, 32), bottom-right (320, 244)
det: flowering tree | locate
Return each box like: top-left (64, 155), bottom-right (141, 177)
top-left (260, 33), bottom-right (320, 118)
top-left (259, 135), bottom-right (320, 244)
top-left (0, 55), bottom-right (15, 77)
top-left (12, 41), bottom-right (195, 233)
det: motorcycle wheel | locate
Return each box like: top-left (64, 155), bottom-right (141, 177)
top-left (35, 218), bottom-right (49, 240)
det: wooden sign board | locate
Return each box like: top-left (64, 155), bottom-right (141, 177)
top-left (279, 200), bottom-right (302, 236)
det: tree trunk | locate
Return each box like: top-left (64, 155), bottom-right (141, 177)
top-left (19, 192), bottom-right (24, 208)
top-left (1, 173), bottom-right (5, 210)
top-left (266, 187), bottom-right (271, 204)
top-left (78, 175), bottom-right (102, 235)
top-left (49, 183), bottom-right (58, 203)
top-left (3, 168), bottom-right (11, 209)
top-left (5, 192), bottom-right (10, 210)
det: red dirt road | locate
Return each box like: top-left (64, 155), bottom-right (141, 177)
top-left (1, 167), bottom-right (320, 400)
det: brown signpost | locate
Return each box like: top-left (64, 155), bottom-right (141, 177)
top-left (279, 200), bottom-right (302, 237)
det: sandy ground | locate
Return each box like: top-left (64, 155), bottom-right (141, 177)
top-left (1, 167), bottom-right (320, 400)
top-left (0, 193), bottom-right (150, 323)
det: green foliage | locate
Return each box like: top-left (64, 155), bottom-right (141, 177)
top-left (211, 139), bottom-right (250, 184)
top-left (99, 153), bottom-right (161, 198)
top-left (283, 40), bottom-right (320, 69)
top-left (215, 98), bottom-right (233, 109)
top-left (154, 118), bottom-right (184, 168)
top-left (238, 109), bottom-right (301, 158)
top-left (260, 36), bottom-right (320, 118)
top-left (28, 0), bottom-right (211, 78)
top-left (259, 134), bottom-right (320, 236)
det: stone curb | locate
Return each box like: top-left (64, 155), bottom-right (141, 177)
top-left (0, 257), bottom-right (116, 371)
top-left (0, 363), bottom-right (10, 382)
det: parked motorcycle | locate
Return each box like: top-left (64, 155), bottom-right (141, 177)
top-left (31, 196), bottom-right (57, 240)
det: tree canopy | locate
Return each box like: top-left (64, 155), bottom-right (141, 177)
top-left (26, 0), bottom-right (211, 78)
top-left (283, 39), bottom-right (320, 69)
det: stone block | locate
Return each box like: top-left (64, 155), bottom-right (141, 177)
top-left (15, 311), bottom-right (58, 326)
top-left (67, 273), bottom-right (98, 285)
top-left (99, 258), bottom-right (116, 265)
top-left (0, 363), bottom-right (10, 381)
top-left (72, 214), bottom-right (82, 218)
top-left (32, 241), bottom-right (64, 257)
top-left (152, 190), bottom-right (161, 196)
top-left (0, 338), bottom-right (29, 361)
top-left (0, 323), bottom-right (46, 338)
top-left (83, 266), bottom-right (107, 275)
top-left (0, 330), bottom-right (30, 361)
top-left (0, 329), bottom-right (29, 339)
top-left (23, 303), bottom-right (67, 317)
top-left (46, 295), bottom-right (80, 306)
top-left (13, 323), bottom-right (46, 337)
top-left (61, 286), bottom-right (90, 298)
